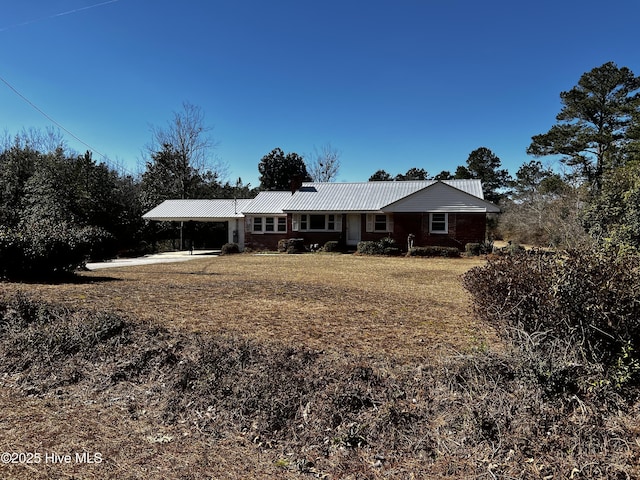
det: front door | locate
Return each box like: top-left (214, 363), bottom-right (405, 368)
top-left (346, 214), bottom-right (361, 246)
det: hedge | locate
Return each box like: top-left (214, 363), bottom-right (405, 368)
top-left (407, 246), bottom-right (460, 258)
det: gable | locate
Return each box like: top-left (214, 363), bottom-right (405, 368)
top-left (383, 181), bottom-right (500, 213)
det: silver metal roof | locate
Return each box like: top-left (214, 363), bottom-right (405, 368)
top-left (241, 191), bottom-right (292, 214)
top-left (281, 180), bottom-right (486, 212)
top-left (142, 180), bottom-right (496, 220)
top-left (143, 199), bottom-right (252, 221)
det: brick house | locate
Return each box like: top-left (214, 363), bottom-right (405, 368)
top-left (243, 180), bottom-right (499, 251)
top-left (143, 180), bottom-right (500, 252)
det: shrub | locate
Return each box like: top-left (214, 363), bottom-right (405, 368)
top-left (323, 240), bottom-right (340, 252)
top-left (462, 250), bottom-right (640, 398)
top-left (288, 238), bottom-right (306, 254)
top-left (356, 241), bottom-right (379, 255)
top-left (276, 238), bottom-right (306, 254)
top-left (465, 241), bottom-right (494, 256)
top-left (357, 237), bottom-right (400, 256)
top-left (80, 226), bottom-right (117, 262)
top-left (496, 241), bottom-right (525, 255)
top-left (407, 246), bottom-right (460, 258)
top-left (220, 242), bottom-right (240, 255)
top-left (0, 220), bottom-right (113, 279)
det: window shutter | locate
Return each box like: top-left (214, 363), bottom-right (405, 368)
top-left (366, 214), bottom-right (374, 232)
top-left (246, 217), bottom-right (252, 231)
top-left (387, 214), bottom-right (394, 232)
top-left (292, 214), bottom-right (300, 231)
top-left (335, 214), bottom-right (343, 232)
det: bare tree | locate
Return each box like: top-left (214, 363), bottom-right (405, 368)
top-left (146, 102), bottom-right (225, 177)
top-left (3, 126), bottom-right (69, 154)
top-left (306, 143), bottom-right (341, 182)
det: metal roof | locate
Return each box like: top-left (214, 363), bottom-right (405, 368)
top-left (142, 180), bottom-right (496, 220)
top-left (241, 191), bottom-right (292, 214)
top-left (142, 199), bottom-right (252, 221)
top-left (281, 180), bottom-right (486, 212)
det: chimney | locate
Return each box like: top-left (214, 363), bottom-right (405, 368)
top-left (290, 175), bottom-right (303, 195)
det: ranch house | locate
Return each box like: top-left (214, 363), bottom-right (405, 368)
top-left (143, 180), bottom-right (500, 252)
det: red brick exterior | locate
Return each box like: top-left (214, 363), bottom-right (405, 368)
top-left (244, 213), bottom-right (488, 251)
top-left (393, 212), bottom-right (487, 249)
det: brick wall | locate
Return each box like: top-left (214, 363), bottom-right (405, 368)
top-left (244, 212), bottom-right (488, 251)
top-left (393, 212), bottom-right (487, 250)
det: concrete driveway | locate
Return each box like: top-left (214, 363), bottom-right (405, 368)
top-left (86, 250), bottom-right (219, 270)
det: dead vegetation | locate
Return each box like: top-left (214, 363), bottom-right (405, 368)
top-left (0, 254), bottom-right (490, 362)
top-left (0, 254), bottom-right (638, 479)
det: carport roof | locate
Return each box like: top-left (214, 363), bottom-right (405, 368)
top-left (142, 199), bottom-right (252, 222)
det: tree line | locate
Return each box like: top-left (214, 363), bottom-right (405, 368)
top-left (0, 103), bottom-right (344, 277)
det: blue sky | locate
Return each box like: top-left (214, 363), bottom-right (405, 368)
top-left (2, 1), bottom-right (639, 187)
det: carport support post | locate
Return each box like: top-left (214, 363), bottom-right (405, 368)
top-left (180, 221), bottom-right (184, 251)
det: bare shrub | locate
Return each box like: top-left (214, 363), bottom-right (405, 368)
top-left (1, 292), bottom-right (639, 478)
top-left (463, 250), bottom-right (640, 399)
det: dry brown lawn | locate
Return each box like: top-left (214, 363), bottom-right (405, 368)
top-left (0, 253), bottom-right (493, 479)
top-left (0, 253), bottom-right (491, 362)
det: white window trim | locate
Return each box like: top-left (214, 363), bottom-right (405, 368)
top-left (292, 214), bottom-right (342, 232)
top-left (366, 213), bottom-right (393, 233)
top-left (250, 215), bottom-right (287, 234)
top-left (429, 213), bottom-right (448, 234)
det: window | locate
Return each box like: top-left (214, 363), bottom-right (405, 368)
top-left (252, 216), bottom-right (287, 234)
top-left (430, 213), bottom-right (448, 234)
top-left (309, 214), bottom-right (326, 230)
top-left (265, 217), bottom-right (274, 232)
top-left (293, 214), bottom-right (342, 232)
top-left (366, 213), bottom-right (393, 232)
top-left (374, 214), bottom-right (387, 231)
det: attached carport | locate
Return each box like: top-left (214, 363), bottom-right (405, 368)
top-left (142, 199), bottom-right (253, 250)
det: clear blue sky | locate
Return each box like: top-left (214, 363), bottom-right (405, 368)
top-left (2, 0), bottom-right (639, 187)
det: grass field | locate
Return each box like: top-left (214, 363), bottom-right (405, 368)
top-left (2, 251), bottom-right (639, 479)
top-left (6, 253), bottom-right (635, 479)
top-left (0, 253), bottom-right (491, 362)
top-left (0, 253), bottom-right (495, 479)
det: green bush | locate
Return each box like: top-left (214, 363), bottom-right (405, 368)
top-left (288, 238), bottom-right (306, 254)
top-left (407, 246), bottom-right (460, 258)
top-left (465, 241), bottom-right (494, 256)
top-left (356, 237), bottom-right (400, 256)
top-left (220, 243), bottom-right (240, 255)
top-left (0, 220), bottom-right (112, 279)
top-left (276, 238), bottom-right (306, 254)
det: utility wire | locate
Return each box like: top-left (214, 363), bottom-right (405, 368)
top-left (1, 74), bottom-right (106, 158)
top-left (0, 0), bottom-right (120, 33)
top-left (0, 73), bottom-right (135, 176)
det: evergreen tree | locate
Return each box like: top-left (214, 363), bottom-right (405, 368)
top-left (528, 62), bottom-right (640, 193)
top-left (258, 147), bottom-right (311, 190)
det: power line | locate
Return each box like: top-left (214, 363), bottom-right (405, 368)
top-left (0, 73), bottom-right (135, 176)
top-left (0, 0), bottom-right (120, 33)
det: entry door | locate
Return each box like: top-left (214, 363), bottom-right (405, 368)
top-left (346, 214), bottom-right (361, 246)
